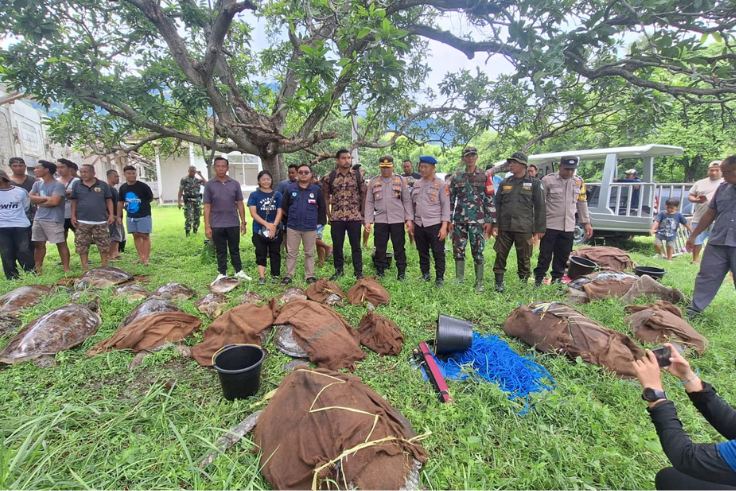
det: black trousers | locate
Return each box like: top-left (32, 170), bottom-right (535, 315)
top-left (656, 467), bottom-right (736, 490)
top-left (252, 233), bottom-right (282, 277)
top-left (534, 229), bottom-right (575, 280)
top-left (414, 223), bottom-right (445, 278)
top-left (374, 222), bottom-right (407, 271)
top-left (0, 226), bottom-right (34, 279)
top-left (212, 226), bottom-right (242, 275)
top-left (330, 220), bottom-right (363, 275)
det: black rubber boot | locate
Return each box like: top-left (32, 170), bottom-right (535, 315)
top-left (494, 274), bottom-right (505, 293)
top-left (534, 276), bottom-right (544, 288)
top-left (397, 270), bottom-right (405, 281)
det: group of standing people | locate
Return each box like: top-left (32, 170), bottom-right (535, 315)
top-left (0, 157), bottom-right (155, 279)
top-left (183, 147), bottom-right (597, 292)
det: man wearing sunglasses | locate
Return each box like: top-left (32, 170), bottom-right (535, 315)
top-left (281, 164), bottom-right (327, 285)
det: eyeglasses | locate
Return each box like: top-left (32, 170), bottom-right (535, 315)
top-left (297, 170), bottom-right (311, 175)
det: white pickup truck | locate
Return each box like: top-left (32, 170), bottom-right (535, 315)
top-left (514, 144), bottom-right (692, 244)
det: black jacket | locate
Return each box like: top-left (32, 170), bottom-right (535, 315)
top-left (648, 382), bottom-right (736, 486)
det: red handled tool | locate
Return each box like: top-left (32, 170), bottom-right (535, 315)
top-left (413, 341), bottom-right (454, 404)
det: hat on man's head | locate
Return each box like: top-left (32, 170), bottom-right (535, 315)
top-left (462, 146), bottom-right (478, 157)
top-left (9, 157), bottom-right (25, 165)
top-left (625, 169), bottom-right (638, 176)
top-left (709, 160), bottom-right (722, 168)
top-left (0, 169), bottom-right (10, 182)
top-left (507, 152), bottom-right (528, 166)
top-left (559, 156), bottom-right (579, 169)
top-left (378, 156), bottom-right (394, 168)
top-left (418, 156), bottom-right (438, 165)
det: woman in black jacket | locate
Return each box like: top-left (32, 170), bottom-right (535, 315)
top-left (633, 343), bottom-right (736, 490)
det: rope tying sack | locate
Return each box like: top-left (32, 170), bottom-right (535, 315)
top-left (435, 332), bottom-right (555, 414)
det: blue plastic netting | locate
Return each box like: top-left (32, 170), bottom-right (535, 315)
top-left (432, 332), bottom-right (556, 414)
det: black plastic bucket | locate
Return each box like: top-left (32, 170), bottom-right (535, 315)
top-left (567, 256), bottom-right (598, 280)
top-left (435, 314), bottom-right (473, 354)
top-left (212, 344), bottom-right (265, 401)
top-left (634, 266), bottom-right (666, 281)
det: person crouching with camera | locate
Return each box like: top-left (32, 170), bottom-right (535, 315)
top-left (633, 344), bottom-right (736, 490)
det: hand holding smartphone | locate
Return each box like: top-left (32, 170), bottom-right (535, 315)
top-left (651, 343), bottom-right (684, 368)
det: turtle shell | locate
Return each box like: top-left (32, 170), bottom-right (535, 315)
top-left (151, 283), bottom-right (196, 301)
top-left (0, 302), bottom-right (101, 365)
top-left (0, 285), bottom-right (53, 314)
top-left (120, 298), bottom-right (182, 328)
top-left (76, 267), bottom-right (133, 289)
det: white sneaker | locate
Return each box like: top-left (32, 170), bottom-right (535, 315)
top-left (211, 273), bottom-right (227, 285)
top-left (235, 270), bottom-right (252, 281)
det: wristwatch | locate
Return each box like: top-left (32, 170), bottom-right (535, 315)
top-left (641, 387), bottom-right (667, 402)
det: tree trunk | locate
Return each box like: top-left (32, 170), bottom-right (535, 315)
top-left (685, 155), bottom-right (702, 182)
top-left (261, 153), bottom-right (286, 182)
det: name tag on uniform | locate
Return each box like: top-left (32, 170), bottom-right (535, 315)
top-left (502, 186), bottom-right (512, 191)
top-left (308, 199), bottom-right (316, 204)
top-left (522, 182), bottom-right (532, 188)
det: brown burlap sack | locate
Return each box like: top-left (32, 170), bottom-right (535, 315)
top-left (88, 312), bottom-right (202, 355)
top-left (582, 275), bottom-right (638, 301)
top-left (503, 302), bottom-right (644, 378)
top-left (625, 301), bottom-right (708, 354)
top-left (574, 246), bottom-right (636, 271)
top-left (306, 278), bottom-right (345, 303)
top-left (274, 299), bottom-right (365, 371)
top-left (254, 368), bottom-right (428, 490)
top-left (347, 277), bottom-right (390, 306)
top-left (357, 311), bottom-right (404, 356)
top-left (620, 274), bottom-right (686, 304)
top-left (190, 299), bottom-right (278, 366)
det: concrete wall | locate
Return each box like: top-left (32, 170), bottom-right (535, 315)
top-left (0, 88), bottom-right (85, 175)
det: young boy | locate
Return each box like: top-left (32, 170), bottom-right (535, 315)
top-left (650, 198), bottom-right (692, 260)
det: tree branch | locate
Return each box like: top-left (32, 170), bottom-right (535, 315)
top-left (405, 24), bottom-right (524, 60)
top-left (120, 0), bottom-right (203, 86)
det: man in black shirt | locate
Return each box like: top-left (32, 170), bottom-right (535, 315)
top-left (118, 165), bottom-right (154, 265)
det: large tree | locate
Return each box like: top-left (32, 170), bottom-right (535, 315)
top-left (1, 0), bottom-right (734, 179)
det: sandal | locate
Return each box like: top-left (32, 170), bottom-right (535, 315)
top-left (280, 277), bottom-right (293, 286)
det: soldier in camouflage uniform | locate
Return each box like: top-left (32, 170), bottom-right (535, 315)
top-left (449, 146), bottom-right (495, 292)
top-left (178, 166), bottom-right (207, 236)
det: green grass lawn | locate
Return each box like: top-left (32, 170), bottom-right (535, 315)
top-left (1, 204), bottom-right (735, 490)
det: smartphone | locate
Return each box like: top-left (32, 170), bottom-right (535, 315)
top-left (651, 343), bottom-right (684, 368)
top-left (651, 346), bottom-right (671, 367)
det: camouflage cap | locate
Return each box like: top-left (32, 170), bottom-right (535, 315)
top-left (462, 146), bottom-right (478, 157)
top-left (507, 151), bottom-right (528, 166)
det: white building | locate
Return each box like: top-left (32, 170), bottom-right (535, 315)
top-left (0, 87), bottom-right (262, 201)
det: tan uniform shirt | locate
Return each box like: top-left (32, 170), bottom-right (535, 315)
top-left (542, 173), bottom-right (591, 232)
top-left (411, 176), bottom-right (451, 227)
top-left (365, 174), bottom-right (413, 224)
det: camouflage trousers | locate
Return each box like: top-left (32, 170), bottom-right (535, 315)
top-left (184, 198), bottom-right (201, 233)
top-left (452, 223), bottom-right (485, 264)
top-left (75, 222), bottom-right (111, 254)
